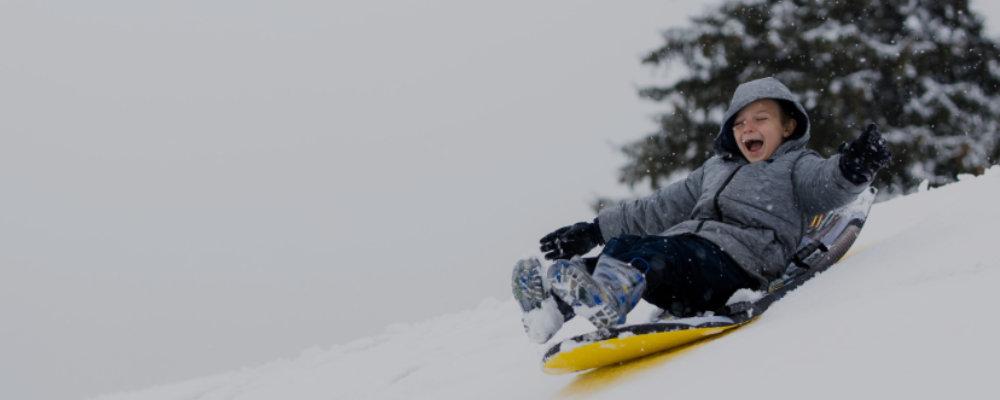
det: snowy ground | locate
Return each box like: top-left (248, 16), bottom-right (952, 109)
top-left (92, 167), bottom-right (1000, 399)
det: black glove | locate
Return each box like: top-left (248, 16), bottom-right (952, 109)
top-left (838, 123), bottom-right (892, 184)
top-left (539, 219), bottom-right (605, 260)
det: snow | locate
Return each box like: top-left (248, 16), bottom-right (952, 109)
top-left (92, 166), bottom-right (1000, 400)
top-left (520, 297), bottom-right (564, 344)
top-left (725, 287), bottom-right (766, 305)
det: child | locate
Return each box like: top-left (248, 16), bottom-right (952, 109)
top-left (513, 77), bottom-right (891, 343)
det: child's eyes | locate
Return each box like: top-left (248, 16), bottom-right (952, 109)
top-left (733, 115), bottom-right (771, 132)
top-left (735, 116), bottom-right (769, 126)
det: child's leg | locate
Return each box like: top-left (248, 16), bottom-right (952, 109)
top-left (601, 234), bottom-right (760, 317)
top-left (548, 256), bottom-right (646, 330)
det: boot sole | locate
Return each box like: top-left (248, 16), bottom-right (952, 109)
top-left (512, 258), bottom-right (547, 312)
top-left (548, 260), bottom-right (622, 330)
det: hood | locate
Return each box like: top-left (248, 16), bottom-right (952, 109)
top-left (714, 77), bottom-right (810, 160)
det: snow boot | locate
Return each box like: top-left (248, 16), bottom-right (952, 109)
top-left (548, 255), bottom-right (646, 330)
top-left (512, 257), bottom-right (575, 344)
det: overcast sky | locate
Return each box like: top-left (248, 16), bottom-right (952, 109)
top-left (3, 1), bottom-right (999, 399)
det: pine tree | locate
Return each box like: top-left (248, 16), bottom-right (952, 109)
top-left (621, 0), bottom-right (1000, 195)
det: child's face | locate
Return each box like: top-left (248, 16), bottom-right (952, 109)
top-left (732, 99), bottom-right (797, 162)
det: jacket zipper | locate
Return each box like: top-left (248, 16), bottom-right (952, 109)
top-left (697, 163), bottom-right (746, 232)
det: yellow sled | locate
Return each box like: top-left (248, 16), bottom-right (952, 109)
top-left (542, 322), bottom-right (741, 375)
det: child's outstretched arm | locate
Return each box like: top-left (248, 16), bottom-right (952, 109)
top-left (596, 165), bottom-right (704, 239)
top-left (793, 123), bottom-right (891, 214)
top-left (539, 166), bottom-right (705, 260)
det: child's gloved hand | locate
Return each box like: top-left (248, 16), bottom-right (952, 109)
top-left (838, 123), bottom-right (892, 184)
top-left (540, 220), bottom-right (604, 260)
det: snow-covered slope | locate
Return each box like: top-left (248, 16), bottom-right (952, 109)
top-left (93, 168), bottom-right (1000, 400)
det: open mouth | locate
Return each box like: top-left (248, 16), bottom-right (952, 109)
top-left (743, 139), bottom-right (764, 153)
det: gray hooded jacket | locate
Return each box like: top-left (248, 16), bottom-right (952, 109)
top-left (597, 77), bottom-right (867, 285)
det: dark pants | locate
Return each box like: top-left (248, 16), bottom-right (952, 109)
top-left (598, 234), bottom-right (760, 317)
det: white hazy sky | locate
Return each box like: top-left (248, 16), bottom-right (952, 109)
top-left (2, 1), bottom-right (998, 400)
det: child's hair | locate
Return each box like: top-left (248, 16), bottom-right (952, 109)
top-left (778, 100), bottom-right (799, 125)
